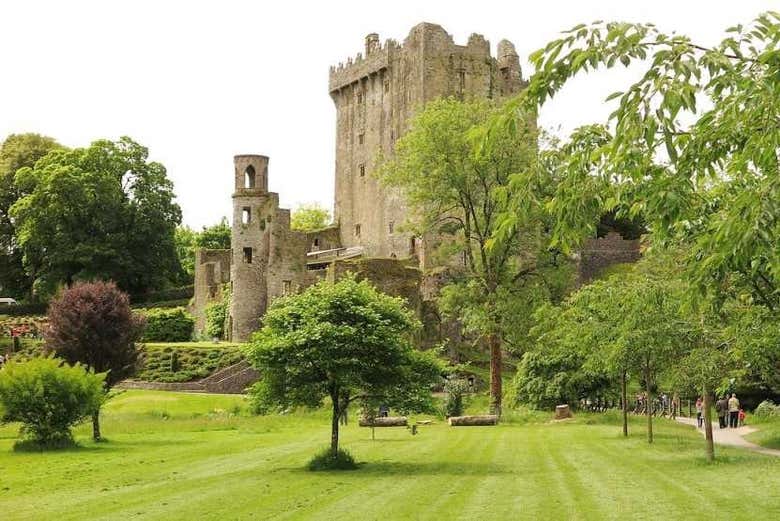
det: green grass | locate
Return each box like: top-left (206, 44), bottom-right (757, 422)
top-left (0, 391), bottom-right (779, 520)
top-left (745, 415), bottom-right (780, 450)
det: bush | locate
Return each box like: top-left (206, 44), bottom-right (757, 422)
top-left (755, 400), bottom-right (780, 418)
top-left (204, 286), bottom-right (230, 340)
top-left (140, 307), bottom-right (194, 342)
top-left (1, 302), bottom-right (48, 317)
top-left (0, 357), bottom-right (105, 447)
top-left (443, 378), bottom-right (470, 417)
top-left (307, 447), bottom-right (358, 471)
top-left (130, 285), bottom-right (194, 305)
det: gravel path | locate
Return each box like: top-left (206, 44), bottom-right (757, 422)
top-left (676, 417), bottom-right (780, 457)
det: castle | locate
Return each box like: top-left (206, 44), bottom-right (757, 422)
top-left (192, 23), bottom-right (639, 341)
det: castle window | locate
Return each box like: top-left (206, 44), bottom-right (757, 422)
top-left (388, 221), bottom-right (394, 234)
top-left (243, 247), bottom-right (253, 264)
top-left (283, 280), bottom-right (292, 295)
top-left (357, 93), bottom-right (364, 104)
top-left (355, 224), bottom-right (361, 237)
top-left (244, 165), bottom-right (256, 189)
top-left (358, 133), bottom-right (364, 145)
top-left (409, 237), bottom-right (416, 255)
top-left (359, 164), bottom-right (366, 177)
top-left (313, 238), bottom-right (319, 248)
top-left (242, 207), bottom-right (251, 225)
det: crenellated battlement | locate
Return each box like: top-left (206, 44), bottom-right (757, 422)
top-left (328, 38), bottom-right (399, 93)
top-left (329, 23), bottom-right (521, 94)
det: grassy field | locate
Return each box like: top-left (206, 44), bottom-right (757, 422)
top-left (0, 391), bottom-right (779, 520)
top-left (746, 415), bottom-right (780, 450)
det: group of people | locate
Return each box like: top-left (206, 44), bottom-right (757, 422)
top-left (695, 394), bottom-right (745, 429)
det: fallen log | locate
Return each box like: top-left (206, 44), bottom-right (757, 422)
top-left (359, 416), bottom-right (408, 427)
top-left (448, 415), bottom-right (499, 426)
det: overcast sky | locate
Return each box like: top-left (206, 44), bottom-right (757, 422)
top-left (0, 0), bottom-right (771, 228)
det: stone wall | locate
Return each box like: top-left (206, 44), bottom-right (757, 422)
top-left (191, 249), bottom-right (231, 332)
top-left (329, 23), bottom-right (527, 262)
top-left (306, 225), bottom-right (341, 253)
top-left (578, 232), bottom-right (641, 284)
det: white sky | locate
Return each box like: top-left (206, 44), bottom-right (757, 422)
top-left (0, 0), bottom-right (773, 228)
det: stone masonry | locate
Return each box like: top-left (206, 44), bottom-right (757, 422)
top-left (329, 23), bottom-right (526, 261)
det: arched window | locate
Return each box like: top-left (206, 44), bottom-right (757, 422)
top-left (244, 165), bottom-right (256, 189)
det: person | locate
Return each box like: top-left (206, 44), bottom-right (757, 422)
top-left (738, 408), bottom-right (746, 427)
top-left (728, 393), bottom-right (740, 428)
top-left (695, 397), bottom-right (703, 428)
top-left (378, 404), bottom-right (389, 418)
top-left (715, 396), bottom-right (728, 429)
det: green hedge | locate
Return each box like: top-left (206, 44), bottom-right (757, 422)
top-left (136, 342), bottom-right (244, 382)
top-left (139, 307), bottom-right (194, 342)
top-left (0, 302), bottom-right (48, 317)
top-left (131, 286), bottom-right (194, 305)
top-left (132, 298), bottom-right (191, 310)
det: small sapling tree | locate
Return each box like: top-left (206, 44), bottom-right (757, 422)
top-left (45, 280), bottom-right (144, 441)
top-left (247, 275), bottom-right (442, 467)
top-left (0, 357), bottom-right (105, 448)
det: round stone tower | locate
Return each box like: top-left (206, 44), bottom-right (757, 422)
top-left (230, 154), bottom-right (270, 340)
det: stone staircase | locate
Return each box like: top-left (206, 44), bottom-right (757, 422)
top-left (118, 359), bottom-right (259, 394)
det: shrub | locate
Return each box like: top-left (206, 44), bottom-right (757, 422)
top-left (135, 343), bottom-right (244, 382)
top-left (130, 285), bottom-right (194, 305)
top-left (140, 307), bottom-right (194, 342)
top-left (46, 280), bottom-right (144, 440)
top-left (0, 357), bottom-right (105, 447)
top-left (307, 447), bottom-right (358, 471)
top-left (442, 378), bottom-right (470, 417)
top-left (755, 400), bottom-right (780, 418)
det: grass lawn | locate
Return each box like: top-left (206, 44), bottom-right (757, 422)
top-left (0, 391), bottom-right (778, 520)
top-left (745, 415), bottom-right (780, 450)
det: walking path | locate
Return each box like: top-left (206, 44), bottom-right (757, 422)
top-left (676, 417), bottom-right (780, 457)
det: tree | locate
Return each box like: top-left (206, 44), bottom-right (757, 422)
top-left (0, 133), bottom-right (62, 299)
top-left (44, 281), bottom-right (145, 441)
top-left (11, 137), bottom-right (182, 296)
top-left (195, 217), bottom-right (231, 249)
top-left (0, 357), bottom-right (105, 448)
top-left (246, 275), bottom-right (442, 459)
top-left (173, 218), bottom-right (231, 285)
top-left (492, 11), bottom-right (780, 311)
top-left (381, 98), bottom-right (565, 415)
top-left (290, 204), bottom-right (331, 232)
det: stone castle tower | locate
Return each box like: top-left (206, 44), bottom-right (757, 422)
top-left (228, 155), bottom-right (309, 340)
top-left (329, 23), bottom-right (527, 262)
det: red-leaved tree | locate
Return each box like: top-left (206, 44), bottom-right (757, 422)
top-left (45, 281), bottom-right (145, 441)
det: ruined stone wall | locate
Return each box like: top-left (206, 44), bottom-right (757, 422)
top-left (329, 24), bottom-right (527, 262)
top-left (306, 225), bottom-right (341, 253)
top-left (191, 249), bottom-right (231, 332)
top-left (578, 232), bottom-right (641, 284)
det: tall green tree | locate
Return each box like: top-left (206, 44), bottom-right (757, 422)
top-left (290, 203), bottom-right (331, 232)
top-left (11, 137), bottom-right (182, 296)
top-left (492, 11), bottom-right (780, 312)
top-left (247, 276), bottom-right (441, 457)
top-left (381, 98), bottom-right (567, 415)
top-left (0, 133), bottom-right (62, 299)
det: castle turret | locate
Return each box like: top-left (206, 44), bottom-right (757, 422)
top-left (230, 154), bottom-right (271, 340)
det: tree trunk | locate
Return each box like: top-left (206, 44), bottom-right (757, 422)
top-left (92, 408), bottom-right (102, 442)
top-left (330, 392), bottom-right (340, 455)
top-left (621, 370), bottom-right (628, 437)
top-left (489, 333), bottom-right (502, 416)
top-left (645, 366), bottom-right (653, 444)
top-left (702, 385), bottom-right (715, 462)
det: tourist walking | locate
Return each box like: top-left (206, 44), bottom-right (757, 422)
top-left (695, 397), bottom-right (703, 428)
top-left (728, 393), bottom-right (740, 428)
top-left (715, 396), bottom-right (728, 429)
